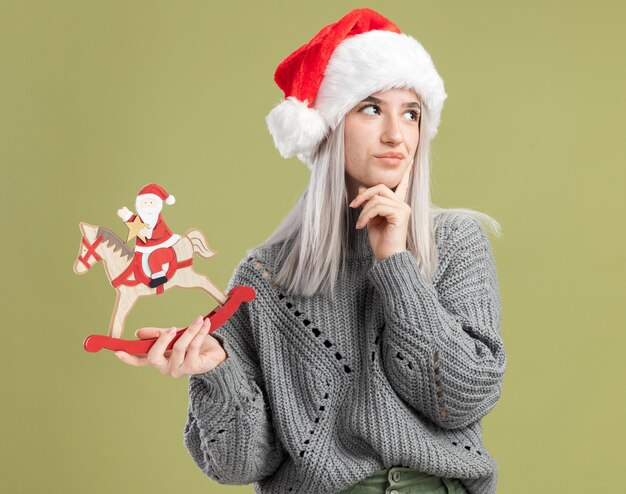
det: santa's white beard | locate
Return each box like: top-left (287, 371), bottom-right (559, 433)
top-left (136, 207), bottom-right (160, 229)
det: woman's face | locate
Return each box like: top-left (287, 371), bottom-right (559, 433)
top-left (344, 87), bottom-right (421, 201)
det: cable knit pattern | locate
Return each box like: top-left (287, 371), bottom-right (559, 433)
top-left (183, 205), bottom-right (506, 494)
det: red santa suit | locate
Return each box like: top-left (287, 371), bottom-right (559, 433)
top-left (122, 212), bottom-right (180, 278)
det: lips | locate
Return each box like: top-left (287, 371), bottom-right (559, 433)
top-left (375, 152), bottom-right (404, 159)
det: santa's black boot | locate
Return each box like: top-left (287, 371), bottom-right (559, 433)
top-left (149, 276), bottom-right (168, 288)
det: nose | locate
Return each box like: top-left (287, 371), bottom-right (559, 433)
top-left (380, 113), bottom-right (403, 146)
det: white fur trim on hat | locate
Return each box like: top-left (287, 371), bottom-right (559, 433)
top-left (265, 96), bottom-right (328, 159)
top-left (137, 193), bottom-right (162, 204)
top-left (137, 193), bottom-right (176, 205)
top-left (316, 30), bottom-right (447, 142)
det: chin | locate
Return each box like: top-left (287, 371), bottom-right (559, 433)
top-left (370, 171), bottom-right (403, 189)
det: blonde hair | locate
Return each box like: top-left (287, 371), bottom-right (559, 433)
top-left (252, 104), bottom-right (501, 298)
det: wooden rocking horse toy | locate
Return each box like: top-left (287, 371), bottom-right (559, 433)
top-left (73, 183), bottom-right (255, 355)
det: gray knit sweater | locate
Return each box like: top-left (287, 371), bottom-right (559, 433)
top-left (183, 205), bottom-right (506, 494)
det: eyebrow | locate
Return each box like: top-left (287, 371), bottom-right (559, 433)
top-left (360, 95), bottom-right (421, 109)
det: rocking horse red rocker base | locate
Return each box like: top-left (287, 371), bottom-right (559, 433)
top-left (73, 183), bottom-right (255, 355)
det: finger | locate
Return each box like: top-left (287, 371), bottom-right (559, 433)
top-left (115, 351), bottom-right (150, 367)
top-left (185, 318), bottom-right (212, 370)
top-left (359, 202), bottom-right (404, 228)
top-left (394, 162), bottom-right (413, 203)
top-left (146, 327), bottom-right (177, 367)
top-left (356, 196), bottom-right (395, 228)
top-left (349, 185), bottom-right (368, 208)
top-left (135, 327), bottom-right (166, 339)
top-left (170, 316), bottom-right (205, 369)
top-left (351, 184), bottom-right (396, 208)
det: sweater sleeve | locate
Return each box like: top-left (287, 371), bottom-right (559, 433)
top-left (367, 215), bottom-right (506, 430)
top-left (183, 261), bottom-right (287, 484)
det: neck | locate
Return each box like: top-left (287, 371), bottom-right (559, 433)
top-left (346, 205), bottom-right (373, 260)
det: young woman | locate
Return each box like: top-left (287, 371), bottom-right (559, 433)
top-left (116, 8), bottom-right (506, 494)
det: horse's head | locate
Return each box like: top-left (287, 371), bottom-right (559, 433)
top-left (73, 222), bottom-right (103, 275)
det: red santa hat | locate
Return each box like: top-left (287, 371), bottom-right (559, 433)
top-left (265, 8), bottom-right (447, 167)
top-left (136, 183), bottom-right (176, 205)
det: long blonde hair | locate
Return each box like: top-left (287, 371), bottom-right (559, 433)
top-left (252, 106), bottom-right (501, 298)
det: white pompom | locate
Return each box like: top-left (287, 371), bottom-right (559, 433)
top-left (166, 195), bottom-right (175, 205)
top-left (265, 97), bottom-right (328, 159)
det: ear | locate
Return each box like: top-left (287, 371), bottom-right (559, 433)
top-left (79, 222), bottom-right (97, 239)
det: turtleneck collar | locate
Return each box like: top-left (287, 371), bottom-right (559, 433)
top-left (346, 205), bottom-right (373, 261)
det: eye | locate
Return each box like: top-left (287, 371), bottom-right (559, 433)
top-left (358, 104), bottom-right (380, 116)
top-left (404, 110), bottom-right (421, 121)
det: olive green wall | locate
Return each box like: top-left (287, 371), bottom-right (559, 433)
top-left (2, 1), bottom-right (623, 493)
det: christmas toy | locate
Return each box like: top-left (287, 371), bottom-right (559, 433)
top-left (73, 183), bottom-right (255, 354)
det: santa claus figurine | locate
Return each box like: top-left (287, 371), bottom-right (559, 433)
top-left (117, 183), bottom-right (181, 288)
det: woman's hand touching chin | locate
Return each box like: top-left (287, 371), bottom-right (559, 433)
top-left (349, 163), bottom-right (412, 262)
